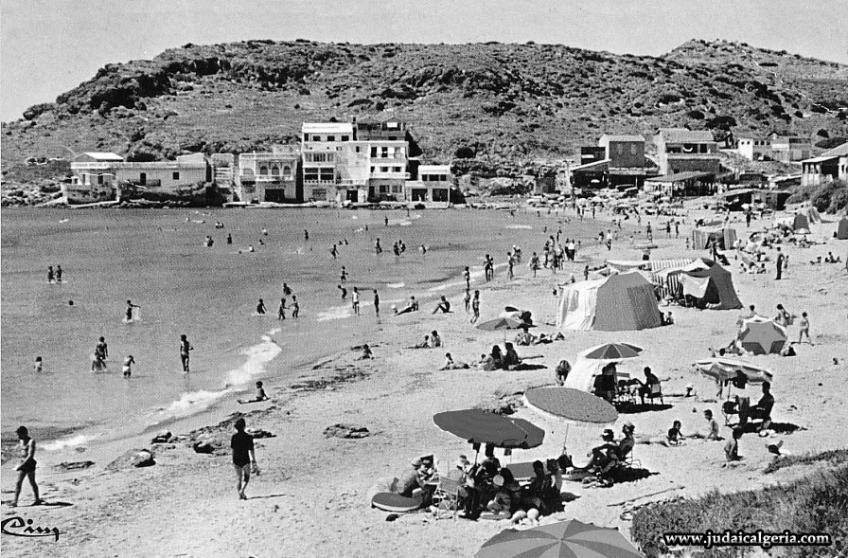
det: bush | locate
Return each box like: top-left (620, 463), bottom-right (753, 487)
top-left (631, 464), bottom-right (848, 557)
top-left (454, 146), bottom-right (476, 159)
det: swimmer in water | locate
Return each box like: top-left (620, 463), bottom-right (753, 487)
top-left (47, 266), bottom-right (54, 284)
top-left (256, 298), bottom-right (266, 315)
top-left (338, 284), bottom-right (348, 300)
top-left (227, 233), bottom-right (232, 245)
top-left (180, 334), bottom-right (193, 372)
top-left (125, 300), bottom-right (141, 322)
top-left (34, 356), bottom-right (43, 373)
top-left (283, 283), bottom-right (292, 296)
top-left (56, 266), bottom-right (63, 282)
top-left (92, 336), bottom-right (108, 372)
top-left (304, 229), bottom-right (309, 241)
top-left (277, 298), bottom-right (287, 320)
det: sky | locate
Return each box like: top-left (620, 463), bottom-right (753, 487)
top-left (1, 0), bottom-right (847, 121)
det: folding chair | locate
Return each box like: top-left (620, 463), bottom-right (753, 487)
top-left (431, 476), bottom-right (462, 519)
top-left (647, 382), bottom-right (664, 405)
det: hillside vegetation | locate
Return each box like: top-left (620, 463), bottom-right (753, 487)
top-left (2, 39), bottom-right (847, 172)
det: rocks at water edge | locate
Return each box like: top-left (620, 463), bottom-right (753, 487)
top-left (323, 424), bottom-right (371, 439)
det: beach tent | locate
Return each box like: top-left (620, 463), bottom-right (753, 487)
top-left (837, 217), bottom-right (848, 240)
top-left (691, 228), bottom-right (736, 250)
top-left (563, 349), bottom-right (638, 393)
top-left (738, 317), bottom-right (787, 355)
top-left (555, 272), bottom-right (662, 332)
top-left (678, 261), bottom-right (743, 310)
top-left (793, 214), bottom-right (810, 232)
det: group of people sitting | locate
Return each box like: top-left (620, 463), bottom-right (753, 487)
top-left (411, 330), bottom-right (443, 349)
top-left (513, 327), bottom-right (559, 346)
top-left (478, 343), bottom-right (536, 371)
top-left (809, 252), bottom-right (842, 265)
top-left (403, 449), bottom-right (568, 522)
top-left (592, 364), bottom-right (663, 406)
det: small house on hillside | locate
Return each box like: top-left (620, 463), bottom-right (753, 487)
top-left (598, 134), bottom-right (648, 187)
top-left (66, 152), bottom-right (125, 203)
top-left (769, 134), bottom-right (812, 162)
top-left (801, 142), bottom-right (848, 187)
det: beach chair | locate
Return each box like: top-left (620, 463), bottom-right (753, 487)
top-left (431, 476), bottom-right (462, 519)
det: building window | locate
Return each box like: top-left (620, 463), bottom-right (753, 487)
top-left (327, 135), bottom-right (335, 141)
top-left (320, 168), bottom-right (334, 181)
top-left (98, 175), bottom-right (104, 185)
top-left (370, 147), bottom-right (378, 158)
top-left (271, 165), bottom-right (280, 176)
top-left (312, 136), bottom-right (321, 142)
top-left (617, 144), bottom-right (624, 154)
top-left (392, 167), bottom-right (401, 173)
top-left (341, 135), bottom-right (349, 141)
top-left (381, 147), bottom-right (389, 158)
top-left (630, 144), bottom-right (636, 155)
top-left (380, 166), bottom-right (389, 173)
top-left (392, 185), bottom-right (402, 193)
top-left (379, 185), bottom-right (389, 193)
top-left (283, 165), bottom-right (291, 178)
top-left (259, 165), bottom-right (268, 176)
top-left (139, 173), bottom-right (146, 185)
top-left (355, 146), bottom-right (361, 153)
top-left (173, 171), bottom-right (180, 180)
top-left (312, 188), bottom-right (326, 199)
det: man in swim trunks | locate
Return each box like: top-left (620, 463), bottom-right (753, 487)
top-left (56, 266), bottom-right (63, 282)
top-left (277, 298), bottom-right (287, 320)
top-left (231, 418), bottom-right (257, 499)
top-left (92, 336), bottom-right (108, 371)
top-left (373, 290), bottom-right (380, 318)
top-left (351, 287), bottom-right (360, 315)
top-left (291, 296), bottom-right (299, 318)
top-left (180, 334), bottom-right (193, 372)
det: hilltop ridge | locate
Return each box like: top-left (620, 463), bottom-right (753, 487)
top-left (2, 38), bottom-right (847, 170)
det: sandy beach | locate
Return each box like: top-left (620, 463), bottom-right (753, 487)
top-left (2, 204), bottom-right (847, 558)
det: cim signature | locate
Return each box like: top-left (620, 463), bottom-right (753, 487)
top-left (1, 516), bottom-right (60, 542)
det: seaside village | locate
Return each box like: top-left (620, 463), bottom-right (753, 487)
top-left (63, 117), bottom-right (848, 208)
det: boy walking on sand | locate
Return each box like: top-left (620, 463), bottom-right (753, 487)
top-left (231, 418), bottom-right (258, 500)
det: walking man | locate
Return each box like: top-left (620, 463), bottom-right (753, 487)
top-left (11, 426), bottom-right (42, 507)
top-left (373, 289), bottom-right (380, 318)
top-left (231, 418), bottom-right (258, 500)
top-left (471, 290), bottom-right (480, 323)
top-left (291, 295), bottom-right (300, 318)
top-left (776, 247), bottom-right (784, 280)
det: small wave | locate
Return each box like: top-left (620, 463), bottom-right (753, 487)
top-left (506, 225), bottom-right (533, 229)
top-left (268, 327), bottom-right (282, 335)
top-left (316, 305), bottom-right (353, 322)
top-left (42, 433), bottom-right (95, 451)
top-left (227, 335), bottom-right (282, 386)
top-left (387, 282), bottom-right (405, 289)
top-left (399, 220), bottom-right (413, 227)
top-left (156, 388), bottom-right (233, 420)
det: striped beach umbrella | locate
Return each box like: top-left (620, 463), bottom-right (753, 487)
top-left (476, 519), bottom-right (643, 558)
top-left (582, 343), bottom-right (642, 360)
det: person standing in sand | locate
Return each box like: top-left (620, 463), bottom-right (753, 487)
top-left (463, 266), bottom-right (471, 290)
top-left (92, 336), bottom-right (108, 371)
top-left (471, 290), bottom-right (480, 323)
top-left (231, 418), bottom-right (258, 500)
top-left (256, 299), bottom-right (266, 315)
top-left (122, 355), bottom-right (136, 378)
top-left (56, 265), bottom-right (63, 282)
top-left (278, 298), bottom-right (287, 320)
top-left (775, 247), bottom-right (785, 281)
top-left (352, 287), bottom-right (360, 315)
top-left (291, 295), bottom-right (300, 319)
top-left (180, 334), bottom-right (193, 372)
top-left (125, 300), bottom-right (141, 322)
top-left (11, 426), bottom-right (42, 507)
top-left (797, 312), bottom-right (812, 344)
top-left (464, 288), bottom-right (471, 313)
top-left (338, 284), bottom-right (348, 300)
top-left (47, 266), bottom-right (54, 284)
top-left (373, 289), bottom-right (380, 318)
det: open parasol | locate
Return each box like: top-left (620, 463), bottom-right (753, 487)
top-left (476, 519), bottom-right (644, 558)
top-left (432, 409), bottom-right (545, 450)
top-left (583, 343), bottom-right (643, 360)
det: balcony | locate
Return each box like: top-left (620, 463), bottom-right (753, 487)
top-left (370, 172), bottom-right (410, 180)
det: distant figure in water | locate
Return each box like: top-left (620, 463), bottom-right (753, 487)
top-left (47, 266), bottom-right (54, 283)
top-left (277, 298), bottom-right (287, 320)
top-left (122, 355), bottom-right (135, 378)
top-left (283, 283), bottom-right (292, 296)
top-left (180, 334), bottom-right (193, 373)
top-left (373, 289), bottom-right (380, 318)
top-left (340, 267), bottom-right (347, 283)
top-left (261, 227), bottom-right (268, 236)
top-left (56, 266), bottom-right (63, 282)
top-left (338, 284), bottom-right (348, 300)
top-left (375, 238), bottom-right (382, 254)
top-left (125, 300), bottom-right (141, 322)
top-left (304, 229), bottom-right (309, 241)
top-left (256, 298), bottom-right (266, 315)
top-left (92, 336), bottom-right (108, 372)
top-left (291, 295), bottom-right (300, 319)
top-left (420, 244), bottom-right (428, 255)
top-left (34, 356), bottom-right (43, 373)
top-left (227, 233), bottom-right (232, 245)
top-left (331, 245), bottom-right (338, 260)
top-left (352, 287), bottom-right (360, 315)
top-left (68, 300), bottom-right (74, 306)
top-left (385, 216), bottom-right (389, 227)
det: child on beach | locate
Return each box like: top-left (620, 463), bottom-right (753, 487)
top-left (122, 355), bottom-right (135, 378)
top-left (256, 298), bottom-right (266, 315)
top-left (338, 285), bottom-right (348, 300)
top-left (278, 298), bottom-right (287, 320)
top-left (373, 290), bottom-right (380, 318)
top-left (11, 426), bottom-right (42, 507)
top-left (231, 418), bottom-right (258, 500)
top-left (464, 289), bottom-right (471, 313)
top-left (797, 312), bottom-right (811, 344)
top-left (291, 296), bottom-right (300, 319)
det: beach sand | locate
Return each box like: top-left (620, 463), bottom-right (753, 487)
top-left (2, 205), bottom-right (846, 557)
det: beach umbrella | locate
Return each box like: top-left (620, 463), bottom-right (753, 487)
top-left (738, 318), bottom-right (787, 355)
top-left (476, 519), bottom-right (644, 558)
top-left (433, 409), bottom-right (545, 450)
top-left (525, 387), bottom-right (618, 424)
top-left (693, 358), bottom-right (774, 384)
top-left (476, 317), bottom-right (525, 331)
top-left (583, 343), bottom-right (642, 360)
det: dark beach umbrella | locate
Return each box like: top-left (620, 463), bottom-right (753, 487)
top-left (476, 317), bottom-right (525, 331)
top-left (738, 319), bottom-right (787, 355)
top-left (433, 409), bottom-right (545, 449)
top-left (583, 343), bottom-right (642, 360)
top-left (476, 519), bottom-right (644, 558)
top-left (525, 387), bottom-right (618, 424)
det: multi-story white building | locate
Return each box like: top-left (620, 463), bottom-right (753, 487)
top-left (654, 128), bottom-right (721, 176)
top-left (66, 152), bottom-right (125, 202)
top-left (737, 137), bottom-right (771, 161)
top-left (300, 121), bottom-right (410, 203)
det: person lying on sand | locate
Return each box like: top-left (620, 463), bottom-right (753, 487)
top-left (410, 335), bottom-right (430, 349)
top-left (394, 296), bottom-right (419, 315)
top-left (439, 353), bottom-right (470, 370)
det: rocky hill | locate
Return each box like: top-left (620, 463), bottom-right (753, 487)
top-left (2, 38), bottom-right (847, 177)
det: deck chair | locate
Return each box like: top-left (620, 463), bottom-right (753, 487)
top-left (431, 476), bottom-right (462, 519)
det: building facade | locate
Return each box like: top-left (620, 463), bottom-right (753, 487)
top-left (405, 164), bottom-right (452, 203)
top-left (655, 128), bottom-right (721, 176)
top-left (737, 137), bottom-right (771, 161)
top-left (769, 134), bottom-right (812, 162)
top-left (598, 134), bottom-right (648, 187)
top-left (801, 142), bottom-right (848, 187)
top-left (237, 148), bottom-right (300, 203)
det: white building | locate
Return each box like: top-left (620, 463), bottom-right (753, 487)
top-left (737, 137), bottom-right (770, 161)
top-left (406, 165), bottom-right (452, 204)
top-left (66, 152), bottom-right (125, 202)
top-left (237, 147), bottom-right (299, 203)
top-left (301, 122), bottom-right (354, 202)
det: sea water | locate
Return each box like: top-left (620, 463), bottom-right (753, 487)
top-left (1, 206), bottom-right (605, 450)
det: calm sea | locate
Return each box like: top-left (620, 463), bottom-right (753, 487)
top-left (1, 206), bottom-right (605, 451)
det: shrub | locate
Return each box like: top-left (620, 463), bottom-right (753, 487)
top-left (454, 146), bottom-right (476, 159)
